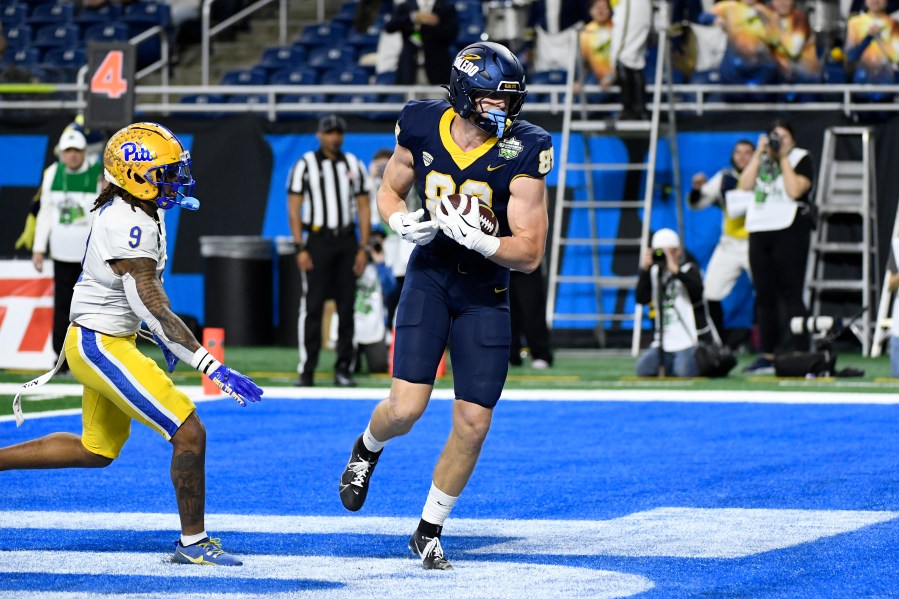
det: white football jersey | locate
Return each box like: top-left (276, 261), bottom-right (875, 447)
top-left (70, 197), bottom-right (167, 336)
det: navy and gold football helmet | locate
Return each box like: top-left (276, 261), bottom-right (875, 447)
top-left (103, 122), bottom-right (199, 210)
top-left (447, 41), bottom-right (527, 138)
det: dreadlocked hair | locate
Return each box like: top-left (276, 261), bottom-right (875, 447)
top-left (91, 184), bottom-right (148, 213)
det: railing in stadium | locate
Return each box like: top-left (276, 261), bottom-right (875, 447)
top-left (5, 83), bottom-right (899, 119)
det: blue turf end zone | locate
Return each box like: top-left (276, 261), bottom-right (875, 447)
top-left (1, 395), bottom-right (897, 597)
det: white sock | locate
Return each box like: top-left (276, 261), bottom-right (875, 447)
top-left (180, 531), bottom-right (208, 546)
top-left (421, 482), bottom-right (458, 526)
top-left (362, 424), bottom-right (385, 453)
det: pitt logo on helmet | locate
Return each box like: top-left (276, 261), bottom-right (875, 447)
top-left (121, 141), bottom-right (153, 162)
top-left (454, 55), bottom-right (480, 77)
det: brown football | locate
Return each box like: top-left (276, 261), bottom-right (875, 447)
top-left (441, 193), bottom-right (500, 237)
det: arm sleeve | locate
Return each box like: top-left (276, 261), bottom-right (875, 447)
top-left (676, 263), bottom-right (704, 303)
top-left (122, 273), bottom-right (196, 364)
top-left (691, 171), bottom-right (724, 210)
top-left (32, 166), bottom-right (55, 254)
top-left (635, 268), bottom-right (652, 305)
top-left (794, 154), bottom-right (814, 186)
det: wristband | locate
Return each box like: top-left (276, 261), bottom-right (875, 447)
top-left (295, 242), bottom-right (307, 253)
top-left (190, 348), bottom-right (222, 375)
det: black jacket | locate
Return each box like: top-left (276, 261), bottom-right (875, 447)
top-left (385, 0), bottom-right (458, 85)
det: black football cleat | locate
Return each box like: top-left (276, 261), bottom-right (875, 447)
top-left (408, 529), bottom-right (453, 571)
top-left (339, 435), bottom-right (380, 511)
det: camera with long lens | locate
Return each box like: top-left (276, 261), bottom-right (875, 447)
top-left (768, 132), bottom-right (782, 154)
top-left (789, 316), bottom-right (841, 336)
top-left (652, 249), bottom-right (666, 266)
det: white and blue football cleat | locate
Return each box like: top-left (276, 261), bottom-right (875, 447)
top-left (173, 537), bottom-right (243, 566)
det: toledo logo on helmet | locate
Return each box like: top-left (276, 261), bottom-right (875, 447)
top-left (120, 141), bottom-right (153, 162)
top-left (454, 55), bottom-right (480, 76)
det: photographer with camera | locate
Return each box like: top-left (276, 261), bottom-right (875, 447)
top-left (738, 119), bottom-right (815, 374)
top-left (635, 229), bottom-right (709, 377)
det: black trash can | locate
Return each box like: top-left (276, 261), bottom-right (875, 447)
top-left (276, 236), bottom-right (301, 347)
top-left (200, 236), bottom-right (273, 346)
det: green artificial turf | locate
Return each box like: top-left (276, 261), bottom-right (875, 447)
top-left (2, 345), bottom-right (897, 418)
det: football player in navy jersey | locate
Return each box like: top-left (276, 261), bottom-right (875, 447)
top-left (339, 41), bottom-right (553, 570)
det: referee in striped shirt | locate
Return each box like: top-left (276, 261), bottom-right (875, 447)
top-left (288, 114), bottom-right (371, 387)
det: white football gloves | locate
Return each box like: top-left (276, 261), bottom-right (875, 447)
top-left (388, 209), bottom-right (439, 246)
top-left (435, 196), bottom-right (501, 258)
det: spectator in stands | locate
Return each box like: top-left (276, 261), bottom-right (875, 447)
top-left (769, 0), bottom-right (822, 84)
top-left (635, 228), bottom-right (708, 377)
top-left (738, 119), bottom-right (814, 374)
top-left (580, 0), bottom-right (615, 89)
top-left (703, 0), bottom-right (778, 85)
top-left (509, 266), bottom-right (554, 369)
top-left (688, 139), bottom-right (755, 346)
top-left (384, 0), bottom-right (458, 85)
top-left (32, 128), bottom-right (105, 373)
top-left (611, 0), bottom-right (652, 120)
top-left (527, 0), bottom-right (590, 72)
top-left (845, 0), bottom-right (899, 87)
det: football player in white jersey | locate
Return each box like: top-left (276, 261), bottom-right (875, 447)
top-left (1, 123), bottom-right (263, 566)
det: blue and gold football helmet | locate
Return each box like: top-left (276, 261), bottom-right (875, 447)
top-left (103, 122), bottom-right (198, 210)
top-left (447, 41), bottom-right (527, 138)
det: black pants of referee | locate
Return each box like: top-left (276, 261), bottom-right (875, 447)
top-left (749, 216), bottom-right (811, 354)
top-left (298, 230), bottom-right (357, 378)
top-left (509, 268), bottom-right (553, 365)
top-left (53, 260), bottom-right (82, 371)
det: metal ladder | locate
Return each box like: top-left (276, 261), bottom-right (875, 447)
top-left (545, 3), bottom-right (681, 356)
top-left (804, 127), bottom-right (878, 355)
top-left (870, 200), bottom-right (899, 357)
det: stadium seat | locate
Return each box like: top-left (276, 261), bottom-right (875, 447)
top-left (375, 71), bottom-right (396, 85)
top-left (454, 0), bottom-right (483, 26)
top-left (270, 67), bottom-right (319, 85)
top-left (320, 66), bottom-right (370, 86)
top-left (1, 3), bottom-right (27, 25)
top-left (277, 92), bottom-right (328, 121)
top-left (123, 1), bottom-right (170, 29)
top-left (456, 20), bottom-right (483, 45)
top-left (44, 46), bottom-right (86, 69)
top-left (307, 47), bottom-right (357, 72)
top-left (27, 2), bottom-right (74, 27)
top-left (346, 28), bottom-right (379, 55)
top-left (337, 0), bottom-right (357, 17)
top-left (33, 24), bottom-right (79, 51)
top-left (3, 47), bottom-right (41, 67)
top-left (330, 12), bottom-right (355, 31)
top-left (529, 70), bottom-right (567, 103)
top-left (298, 22), bottom-right (346, 47)
top-left (257, 46), bottom-right (306, 76)
top-left (177, 93), bottom-right (226, 119)
top-left (228, 93), bottom-right (270, 107)
top-left (4, 25), bottom-right (33, 51)
top-left (75, 3), bottom-right (122, 28)
top-left (220, 67), bottom-right (268, 86)
top-left (82, 22), bottom-right (128, 43)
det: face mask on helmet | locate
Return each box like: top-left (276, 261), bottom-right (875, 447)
top-left (148, 152), bottom-right (199, 211)
top-left (447, 42), bottom-right (527, 138)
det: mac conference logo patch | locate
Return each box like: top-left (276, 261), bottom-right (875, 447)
top-left (423, 152), bottom-right (434, 166)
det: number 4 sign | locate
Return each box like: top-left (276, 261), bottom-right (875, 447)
top-left (85, 42), bottom-right (136, 131)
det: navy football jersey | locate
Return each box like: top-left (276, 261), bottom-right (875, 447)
top-left (396, 99), bottom-right (553, 266)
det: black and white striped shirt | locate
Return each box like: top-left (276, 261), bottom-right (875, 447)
top-left (287, 149), bottom-right (369, 230)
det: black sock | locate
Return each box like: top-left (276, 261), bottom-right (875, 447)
top-left (417, 519), bottom-right (442, 539)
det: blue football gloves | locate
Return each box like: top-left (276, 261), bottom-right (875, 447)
top-left (152, 333), bottom-right (180, 373)
top-left (208, 364), bottom-right (263, 407)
